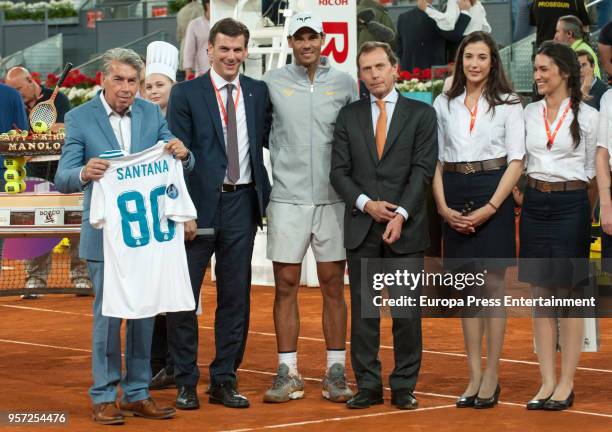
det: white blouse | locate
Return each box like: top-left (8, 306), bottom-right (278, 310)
top-left (433, 91), bottom-right (526, 163)
top-left (597, 89), bottom-right (612, 167)
top-left (524, 98), bottom-right (598, 182)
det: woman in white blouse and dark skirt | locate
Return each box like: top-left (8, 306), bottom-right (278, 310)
top-left (433, 32), bottom-right (525, 409)
top-left (520, 42), bottom-right (599, 411)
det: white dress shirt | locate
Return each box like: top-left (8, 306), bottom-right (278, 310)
top-left (433, 91), bottom-right (525, 163)
top-left (210, 67), bottom-right (252, 185)
top-left (100, 92), bottom-right (132, 154)
top-left (597, 89), bottom-right (612, 167)
top-left (356, 88), bottom-right (408, 221)
top-left (524, 98), bottom-right (598, 182)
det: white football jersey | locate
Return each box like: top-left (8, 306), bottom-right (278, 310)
top-left (90, 141), bottom-right (197, 319)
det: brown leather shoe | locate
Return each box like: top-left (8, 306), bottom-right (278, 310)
top-left (119, 397), bottom-right (176, 419)
top-left (92, 402), bottom-right (125, 425)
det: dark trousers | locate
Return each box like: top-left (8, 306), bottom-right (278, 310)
top-left (346, 222), bottom-right (423, 392)
top-left (150, 315), bottom-right (173, 375)
top-left (166, 187), bottom-right (257, 387)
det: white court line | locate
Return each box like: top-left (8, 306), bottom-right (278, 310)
top-left (217, 404), bottom-right (457, 432)
top-left (0, 338), bottom-right (611, 420)
top-left (0, 304), bottom-right (93, 317)
top-left (202, 327), bottom-right (612, 374)
top-left (0, 338), bottom-right (91, 353)
top-left (2, 304), bottom-right (612, 374)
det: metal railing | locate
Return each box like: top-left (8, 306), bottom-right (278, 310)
top-left (76, 30), bottom-right (168, 75)
top-left (0, 34), bottom-right (63, 78)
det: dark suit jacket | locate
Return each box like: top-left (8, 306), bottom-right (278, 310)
top-left (586, 77), bottom-right (609, 111)
top-left (330, 94), bottom-right (438, 254)
top-left (396, 9), bottom-right (470, 72)
top-left (166, 72), bottom-right (271, 227)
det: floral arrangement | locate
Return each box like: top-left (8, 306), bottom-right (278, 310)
top-left (45, 69), bottom-right (102, 88)
top-left (29, 69), bottom-right (102, 107)
top-left (0, 1), bottom-right (77, 21)
top-left (61, 85), bottom-right (102, 106)
top-left (395, 66), bottom-right (452, 98)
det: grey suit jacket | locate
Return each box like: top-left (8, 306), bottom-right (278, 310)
top-left (54, 94), bottom-right (190, 261)
top-left (330, 94), bottom-right (438, 254)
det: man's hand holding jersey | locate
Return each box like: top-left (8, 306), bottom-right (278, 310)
top-left (165, 138), bottom-right (189, 161)
top-left (81, 158), bottom-right (111, 182)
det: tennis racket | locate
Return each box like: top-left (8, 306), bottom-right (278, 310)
top-left (29, 62), bottom-right (73, 129)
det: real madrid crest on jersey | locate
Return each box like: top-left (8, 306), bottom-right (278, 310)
top-left (166, 183), bottom-right (179, 199)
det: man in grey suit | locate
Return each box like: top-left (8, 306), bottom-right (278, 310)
top-left (330, 41), bottom-right (437, 410)
top-left (55, 48), bottom-right (194, 425)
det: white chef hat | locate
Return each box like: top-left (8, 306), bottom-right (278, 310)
top-left (145, 41), bottom-right (179, 82)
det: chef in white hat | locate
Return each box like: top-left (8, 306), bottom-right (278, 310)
top-left (144, 41), bottom-right (179, 116)
top-left (144, 40), bottom-right (181, 392)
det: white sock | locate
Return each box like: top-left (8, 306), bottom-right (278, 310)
top-left (326, 349), bottom-right (346, 370)
top-left (279, 351), bottom-right (298, 375)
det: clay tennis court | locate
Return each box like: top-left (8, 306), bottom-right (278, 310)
top-left (0, 271), bottom-right (611, 431)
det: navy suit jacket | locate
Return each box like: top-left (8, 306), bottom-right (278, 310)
top-left (166, 72), bottom-right (271, 228)
top-left (396, 9), bottom-right (470, 72)
top-left (55, 94), bottom-right (185, 261)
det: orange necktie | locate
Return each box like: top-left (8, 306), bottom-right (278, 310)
top-left (375, 99), bottom-right (387, 159)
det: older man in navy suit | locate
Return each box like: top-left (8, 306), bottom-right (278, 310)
top-left (55, 48), bottom-right (194, 425)
top-left (166, 18), bottom-right (271, 410)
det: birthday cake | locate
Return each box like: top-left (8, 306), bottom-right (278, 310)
top-left (2, 120), bottom-right (65, 193)
top-left (0, 124), bottom-right (65, 157)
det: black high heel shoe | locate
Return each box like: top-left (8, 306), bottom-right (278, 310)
top-left (543, 391), bottom-right (574, 411)
top-left (456, 393), bottom-right (478, 408)
top-left (526, 393), bottom-right (553, 410)
top-left (473, 385), bottom-right (501, 409)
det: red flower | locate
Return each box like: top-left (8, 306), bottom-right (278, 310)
top-left (422, 68), bottom-right (432, 80)
top-left (433, 68), bottom-right (447, 79)
top-left (95, 71), bottom-right (103, 85)
top-left (46, 73), bottom-right (59, 88)
top-left (399, 70), bottom-right (411, 81)
top-left (31, 71), bottom-right (41, 85)
top-left (187, 72), bottom-right (196, 81)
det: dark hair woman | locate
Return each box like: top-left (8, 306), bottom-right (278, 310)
top-left (519, 41), bottom-right (599, 411)
top-left (432, 31), bottom-right (525, 409)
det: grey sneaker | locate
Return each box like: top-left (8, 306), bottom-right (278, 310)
top-left (21, 278), bottom-right (45, 299)
top-left (263, 364), bottom-right (304, 403)
top-left (322, 363), bottom-right (353, 402)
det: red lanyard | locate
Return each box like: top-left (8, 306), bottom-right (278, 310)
top-left (468, 99), bottom-right (479, 134)
top-left (543, 102), bottom-right (571, 150)
top-left (211, 74), bottom-right (241, 126)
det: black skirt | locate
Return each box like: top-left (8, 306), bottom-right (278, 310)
top-left (518, 186), bottom-right (590, 287)
top-left (442, 168), bottom-right (516, 261)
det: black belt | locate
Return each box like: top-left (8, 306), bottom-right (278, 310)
top-left (443, 157), bottom-right (507, 174)
top-left (221, 183), bottom-right (253, 192)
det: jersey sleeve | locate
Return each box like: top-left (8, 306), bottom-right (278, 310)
top-left (89, 180), bottom-right (106, 229)
top-left (164, 157), bottom-right (197, 222)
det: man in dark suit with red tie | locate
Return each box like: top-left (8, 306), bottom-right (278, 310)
top-left (166, 18), bottom-right (271, 410)
top-left (330, 41), bottom-right (437, 410)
